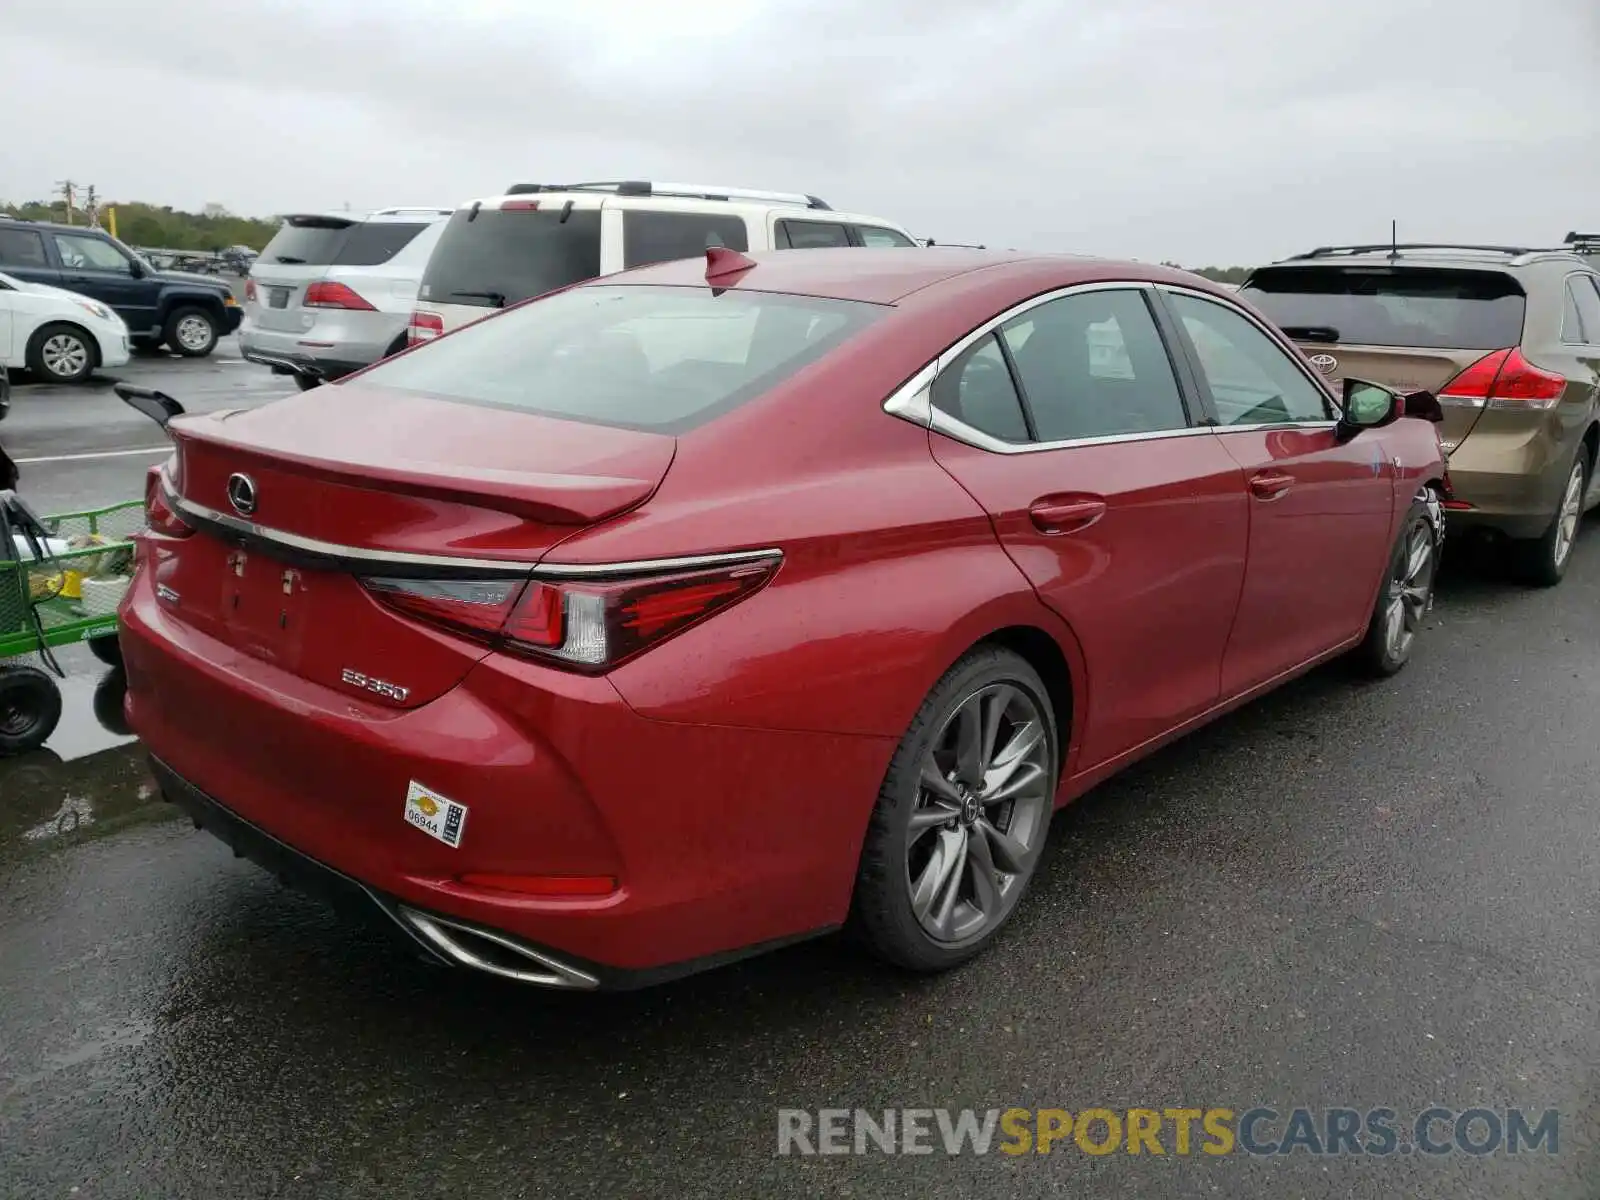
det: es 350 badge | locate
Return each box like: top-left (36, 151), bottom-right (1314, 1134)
top-left (403, 780), bottom-right (468, 849)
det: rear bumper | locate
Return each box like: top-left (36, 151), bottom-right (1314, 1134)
top-left (240, 312), bottom-right (403, 375)
top-left (221, 307), bottom-right (243, 334)
top-left (119, 558), bottom-right (883, 983)
top-left (1443, 426), bottom-right (1579, 539)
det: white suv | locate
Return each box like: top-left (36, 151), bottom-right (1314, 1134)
top-left (408, 181), bottom-right (919, 344)
top-left (241, 207), bottom-right (452, 389)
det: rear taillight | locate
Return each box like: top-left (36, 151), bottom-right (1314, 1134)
top-left (1438, 347), bottom-right (1566, 411)
top-left (303, 281), bottom-right (376, 311)
top-left (143, 459), bottom-right (192, 538)
top-left (407, 310), bottom-right (444, 346)
top-left (244, 279), bottom-right (258, 302)
top-left (359, 557), bottom-right (780, 671)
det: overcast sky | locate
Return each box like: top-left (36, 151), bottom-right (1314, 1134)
top-left (2, 0), bottom-right (1596, 265)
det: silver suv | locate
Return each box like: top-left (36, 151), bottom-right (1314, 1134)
top-left (241, 207), bottom-right (451, 389)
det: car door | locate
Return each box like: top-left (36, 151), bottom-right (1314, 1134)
top-left (925, 284), bottom-right (1250, 771)
top-left (0, 227), bottom-right (61, 289)
top-left (0, 278), bottom-right (15, 364)
top-left (49, 231), bottom-right (152, 330)
top-left (1157, 286), bottom-right (1395, 696)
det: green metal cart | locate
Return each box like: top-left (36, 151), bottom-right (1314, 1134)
top-left (1, 500), bottom-right (144, 755)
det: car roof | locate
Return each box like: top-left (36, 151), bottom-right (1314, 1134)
top-left (1254, 245), bottom-right (1593, 275)
top-left (456, 191), bottom-right (913, 230)
top-left (0, 217), bottom-right (107, 235)
top-left (596, 246), bottom-right (1232, 307)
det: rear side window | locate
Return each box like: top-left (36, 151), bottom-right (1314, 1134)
top-left (1241, 266), bottom-right (1527, 351)
top-left (331, 222), bottom-right (429, 267)
top-left (0, 228), bottom-right (50, 269)
top-left (623, 211), bottom-right (749, 269)
top-left (779, 221), bottom-right (851, 249)
top-left (260, 217), bottom-right (357, 265)
top-left (856, 226), bottom-right (916, 248)
top-left (419, 208), bottom-right (602, 309)
top-left (356, 284), bottom-right (882, 434)
top-left (930, 334), bottom-right (1031, 443)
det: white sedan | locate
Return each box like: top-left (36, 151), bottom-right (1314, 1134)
top-left (0, 269), bottom-right (131, 384)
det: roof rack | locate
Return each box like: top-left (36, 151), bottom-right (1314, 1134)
top-left (501, 181), bottom-right (831, 210)
top-left (1565, 231), bottom-right (1600, 252)
top-left (1290, 242), bottom-right (1547, 260)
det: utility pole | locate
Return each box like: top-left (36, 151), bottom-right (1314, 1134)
top-left (55, 179), bottom-right (76, 225)
top-left (84, 184), bottom-right (99, 227)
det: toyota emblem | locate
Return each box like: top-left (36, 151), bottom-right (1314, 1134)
top-left (227, 473), bottom-right (258, 517)
top-left (1308, 353), bottom-right (1339, 375)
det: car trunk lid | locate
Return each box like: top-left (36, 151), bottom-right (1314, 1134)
top-left (156, 382), bottom-right (675, 707)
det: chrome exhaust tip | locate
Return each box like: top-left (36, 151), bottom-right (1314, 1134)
top-left (395, 907), bottom-right (600, 990)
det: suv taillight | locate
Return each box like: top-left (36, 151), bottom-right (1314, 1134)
top-left (359, 557), bottom-right (780, 671)
top-left (303, 281), bottom-right (375, 310)
top-left (244, 279), bottom-right (258, 303)
top-left (1438, 347), bottom-right (1566, 411)
top-left (144, 459), bottom-right (192, 538)
top-left (408, 310), bottom-right (445, 346)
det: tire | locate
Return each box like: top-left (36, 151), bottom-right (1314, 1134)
top-left (1355, 492), bottom-right (1442, 677)
top-left (25, 323), bottom-right (97, 384)
top-left (164, 306), bottom-right (219, 357)
top-left (88, 632), bottom-right (123, 667)
top-left (1512, 450), bottom-right (1589, 588)
top-left (851, 646), bottom-right (1059, 972)
top-left (0, 665), bottom-right (63, 756)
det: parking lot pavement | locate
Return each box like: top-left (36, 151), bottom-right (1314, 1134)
top-left (3, 336), bottom-right (294, 513)
top-left (2, 533), bottom-right (1599, 1199)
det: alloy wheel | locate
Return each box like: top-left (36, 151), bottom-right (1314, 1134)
top-left (41, 334), bottom-right (89, 379)
top-left (905, 683), bottom-right (1052, 944)
top-left (175, 316), bottom-right (212, 352)
top-left (1383, 522), bottom-right (1436, 661)
top-left (1552, 461), bottom-right (1585, 570)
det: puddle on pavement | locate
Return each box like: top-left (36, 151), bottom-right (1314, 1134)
top-left (0, 663), bottom-right (169, 864)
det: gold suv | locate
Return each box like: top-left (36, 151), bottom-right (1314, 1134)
top-left (1240, 243), bottom-right (1600, 585)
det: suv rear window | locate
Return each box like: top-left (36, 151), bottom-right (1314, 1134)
top-left (331, 221), bottom-right (429, 266)
top-left (357, 284), bottom-right (883, 434)
top-left (419, 208), bottom-right (602, 309)
top-left (260, 216), bottom-right (358, 266)
top-left (1241, 266), bottom-right (1527, 350)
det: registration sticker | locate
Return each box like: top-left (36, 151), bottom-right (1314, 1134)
top-left (403, 781), bottom-right (468, 849)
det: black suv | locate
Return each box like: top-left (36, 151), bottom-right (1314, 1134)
top-left (0, 218), bottom-right (242, 358)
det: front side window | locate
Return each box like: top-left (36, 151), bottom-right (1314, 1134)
top-left (53, 234), bottom-right (131, 273)
top-left (1167, 292), bottom-right (1332, 426)
top-left (623, 211), bottom-right (750, 269)
top-left (930, 334), bottom-right (1031, 443)
top-left (1000, 289), bottom-right (1189, 441)
top-left (856, 226), bottom-right (917, 248)
top-left (779, 221), bottom-right (850, 249)
top-left (356, 284), bottom-right (882, 434)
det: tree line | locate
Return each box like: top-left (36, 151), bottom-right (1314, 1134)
top-left (0, 199), bottom-right (280, 252)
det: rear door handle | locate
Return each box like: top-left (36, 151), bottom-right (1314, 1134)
top-left (1028, 495), bottom-right (1107, 535)
top-left (1248, 471), bottom-right (1296, 500)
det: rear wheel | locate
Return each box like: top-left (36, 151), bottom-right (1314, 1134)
top-left (1513, 451), bottom-right (1588, 587)
top-left (1356, 493), bottom-right (1441, 676)
top-left (164, 306), bottom-right (219, 357)
top-left (0, 665), bottom-right (63, 756)
top-left (25, 323), bottom-right (97, 384)
top-left (851, 647), bottom-right (1058, 971)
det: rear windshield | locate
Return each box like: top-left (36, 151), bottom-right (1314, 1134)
top-left (330, 221), bottom-right (430, 266)
top-left (260, 217), bottom-right (357, 266)
top-left (419, 208), bottom-right (602, 309)
top-left (356, 284), bottom-right (883, 434)
top-left (1241, 266), bottom-right (1526, 350)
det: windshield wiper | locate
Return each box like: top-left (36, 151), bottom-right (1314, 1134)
top-left (450, 290), bottom-right (506, 307)
top-left (273, 255), bottom-right (307, 264)
top-left (1279, 324), bottom-right (1341, 343)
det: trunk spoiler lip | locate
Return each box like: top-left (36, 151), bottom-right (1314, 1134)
top-left (167, 420), bottom-right (674, 526)
top-left (161, 478), bottom-right (780, 582)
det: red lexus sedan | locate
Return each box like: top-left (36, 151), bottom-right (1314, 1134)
top-left (119, 247), bottom-right (1448, 989)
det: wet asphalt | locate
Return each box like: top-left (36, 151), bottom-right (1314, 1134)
top-left (3, 353), bottom-right (1600, 1197)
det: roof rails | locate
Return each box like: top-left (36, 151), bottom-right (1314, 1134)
top-left (1291, 242), bottom-right (1548, 260)
top-left (501, 181), bottom-right (831, 210)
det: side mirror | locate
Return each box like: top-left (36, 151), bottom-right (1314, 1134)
top-left (1337, 378), bottom-right (1401, 439)
top-left (128, 258), bottom-right (146, 279)
top-left (113, 383), bottom-right (186, 431)
top-left (1402, 389), bottom-right (1444, 423)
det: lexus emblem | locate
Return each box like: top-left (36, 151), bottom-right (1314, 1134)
top-left (1308, 353), bottom-right (1339, 375)
top-left (226, 472), bottom-right (258, 517)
